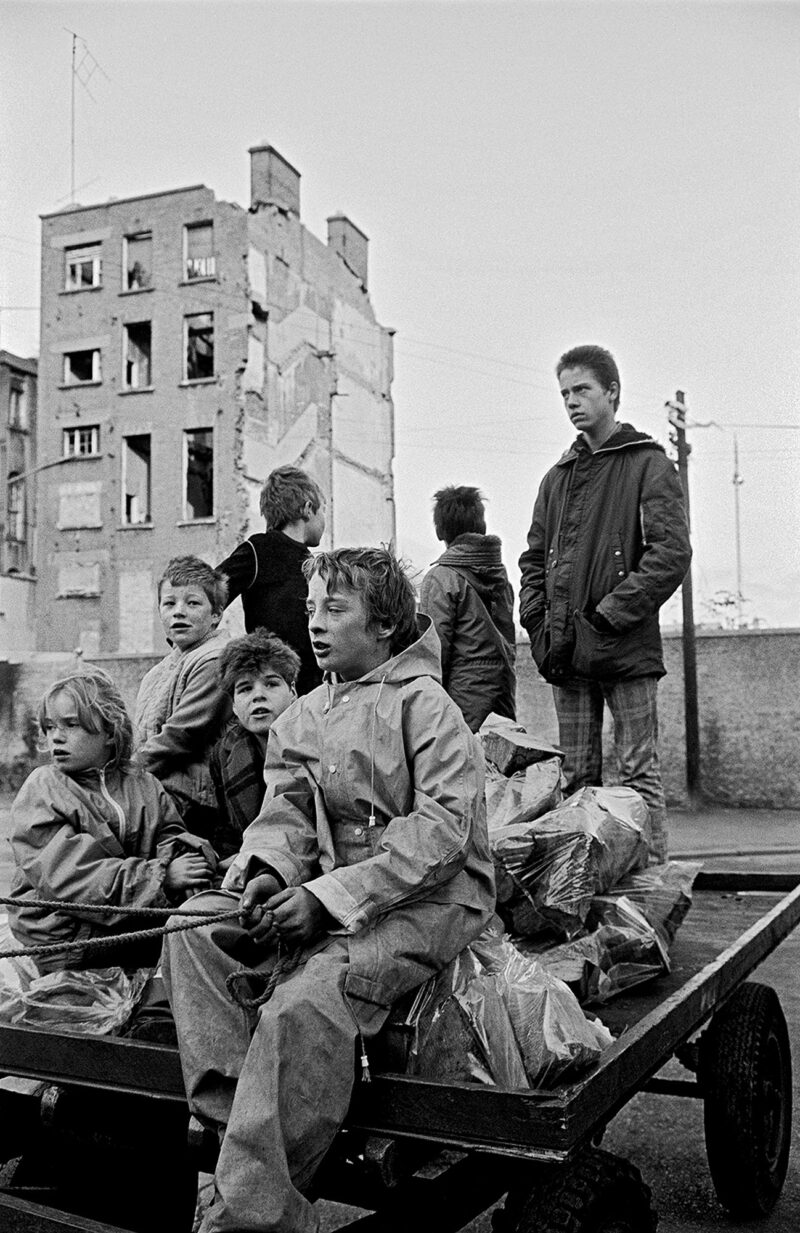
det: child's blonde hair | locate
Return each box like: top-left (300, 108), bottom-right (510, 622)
top-left (38, 667), bottom-right (133, 770)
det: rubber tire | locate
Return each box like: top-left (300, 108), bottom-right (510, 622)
top-left (493, 1148), bottom-right (658, 1233)
top-left (699, 980), bottom-right (792, 1219)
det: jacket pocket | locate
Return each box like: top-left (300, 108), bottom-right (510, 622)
top-left (572, 610), bottom-right (635, 679)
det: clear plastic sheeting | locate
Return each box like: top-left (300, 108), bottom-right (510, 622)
top-left (485, 758), bottom-right (563, 831)
top-left (523, 861), bottom-right (701, 1005)
top-left (0, 915), bottom-right (150, 1035)
top-left (492, 786), bottom-right (651, 940)
top-left (401, 925), bottom-right (612, 1090)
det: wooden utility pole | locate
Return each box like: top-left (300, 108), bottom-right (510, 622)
top-left (667, 391), bottom-right (701, 804)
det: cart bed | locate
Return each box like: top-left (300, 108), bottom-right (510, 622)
top-left (0, 870), bottom-right (798, 1168)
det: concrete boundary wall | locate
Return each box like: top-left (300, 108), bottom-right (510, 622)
top-left (2, 630), bottom-right (799, 806)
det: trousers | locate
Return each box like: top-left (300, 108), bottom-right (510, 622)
top-left (552, 674), bottom-right (668, 861)
top-left (163, 890), bottom-right (488, 1231)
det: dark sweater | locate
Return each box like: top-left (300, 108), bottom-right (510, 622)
top-left (216, 530), bottom-right (322, 695)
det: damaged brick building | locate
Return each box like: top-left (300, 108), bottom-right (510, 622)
top-left (35, 143), bottom-right (395, 655)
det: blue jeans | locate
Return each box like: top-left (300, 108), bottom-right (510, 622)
top-left (552, 675), bottom-right (668, 861)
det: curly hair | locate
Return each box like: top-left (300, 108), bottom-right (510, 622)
top-left (157, 555), bottom-right (228, 613)
top-left (218, 629), bottom-right (300, 696)
top-left (304, 547), bottom-right (417, 655)
top-left (432, 485), bottom-right (487, 543)
top-left (38, 666), bottom-right (133, 769)
top-left (556, 344), bottom-right (621, 411)
top-left (259, 465), bottom-right (324, 530)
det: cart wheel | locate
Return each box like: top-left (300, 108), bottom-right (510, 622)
top-left (493, 1148), bottom-right (657, 1233)
top-left (699, 980), bottom-right (792, 1219)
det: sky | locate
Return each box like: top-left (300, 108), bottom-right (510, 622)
top-left (1, 0), bottom-right (799, 628)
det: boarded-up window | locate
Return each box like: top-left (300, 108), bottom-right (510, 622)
top-left (57, 558), bottom-right (101, 596)
top-left (124, 321), bottom-right (152, 388)
top-left (58, 481), bottom-right (103, 529)
top-left (65, 243), bottom-right (101, 290)
top-left (63, 349), bottom-right (101, 384)
top-left (185, 222), bottom-right (215, 280)
top-left (184, 313), bottom-right (214, 380)
top-left (184, 429), bottom-right (213, 519)
top-left (125, 232), bottom-right (152, 290)
top-left (122, 435), bottom-right (152, 524)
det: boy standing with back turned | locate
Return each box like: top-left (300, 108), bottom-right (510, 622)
top-left (163, 547), bottom-right (494, 1233)
top-left (216, 465), bottom-right (326, 696)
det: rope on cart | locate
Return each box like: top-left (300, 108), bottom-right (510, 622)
top-left (226, 945), bottom-right (303, 1010)
top-left (0, 894), bottom-right (240, 961)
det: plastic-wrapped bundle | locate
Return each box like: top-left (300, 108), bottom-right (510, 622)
top-left (403, 943), bottom-right (529, 1088)
top-left (595, 860), bottom-right (702, 944)
top-left (485, 758), bottom-right (564, 831)
top-left (402, 926), bottom-right (612, 1090)
top-left (492, 786), bottom-right (650, 940)
top-left (529, 863), bottom-right (701, 1004)
top-left (498, 943), bottom-right (613, 1087)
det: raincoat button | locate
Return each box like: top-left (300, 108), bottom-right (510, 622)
top-left (354, 827), bottom-right (363, 836)
top-left (342, 695), bottom-right (350, 702)
top-left (328, 765), bottom-right (337, 774)
top-left (617, 570), bottom-right (624, 576)
top-left (614, 550), bottom-right (621, 556)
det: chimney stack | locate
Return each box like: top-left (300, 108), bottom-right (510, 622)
top-left (327, 214), bottom-right (368, 289)
top-left (249, 144), bottom-right (301, 215)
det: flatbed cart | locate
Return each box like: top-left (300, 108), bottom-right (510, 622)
top-left (0, 868), bottom-right (797, 1233)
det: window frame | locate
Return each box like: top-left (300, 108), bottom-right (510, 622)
top-left (183, 221), bottom-right (216, 281)
top-left (62, 348), bottom-right (102, 386)
top-left (64, 243), bottom-right (102, 291)
top-left (182, 427), bottom-right (215, 521)
top-left (62, 425), bottom-right (101, 459)
top-left (122, 320), bottom-right (153, 390)
top-left (123, 231), bottom-right (153, 292)
top-left (121, 433), bottom-right (153, 526)
top-left (183, 312), bottom-right (215, 382)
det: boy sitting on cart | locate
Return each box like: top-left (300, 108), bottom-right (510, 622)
top-left (163, 546), bottom-right (495, 1233)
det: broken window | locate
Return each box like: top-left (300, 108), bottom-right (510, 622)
top-left (62, 425), bottom-right (100, 458)
top-left (65, 243), bottom-right (101, 290)
top-left (63, 349), bottom-right (101, 384)
top-left (184, 313), bottom-right (214, 380)
top-left (185, 222), bottom-right (215, 280)
top-left (122, 435), bottom-right (152, 525)
top-left (6, 473), bottom-right (25, 542)
top-left (184, 428), bottom-right (213, 519)
top-left (123, 321), bottom-right (152, 388)
top-left (125, 232), bottom-right (152, 290)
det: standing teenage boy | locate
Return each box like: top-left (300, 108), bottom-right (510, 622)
top-left (216, 465), bottom-right (326, 696)
top-left (163, 547), bottom-right (494, 1233)
top-left (518, 345), bottom-right (691, 862)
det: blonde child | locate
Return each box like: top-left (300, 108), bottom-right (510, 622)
top-left (8, 667), bottom-right (213, 973)
top-left (135, 555), bottom-right (230, 841)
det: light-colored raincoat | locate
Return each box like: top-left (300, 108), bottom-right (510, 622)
top-left (8, 763), bottom-right (203, 969)
top-left (163, 614), bottom-right (495, 1232)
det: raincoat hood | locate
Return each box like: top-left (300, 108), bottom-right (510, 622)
top-left (435, 533), bottom-right (509, 605)
top-left (327, 612), bottom-right (442, 690)
top-left (556, 421), bottom-right (665, 467)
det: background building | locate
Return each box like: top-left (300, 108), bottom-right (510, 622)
top-left (35, 143), bottom-right (395, 654)
top-left (0, 350), bottom-right (37, 658)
